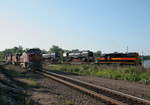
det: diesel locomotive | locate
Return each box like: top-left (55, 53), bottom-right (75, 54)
top-left (97, 52), bottom-right (139, 65)
top-left (5, 48), bottom-right (43, 69)
top-left (63, 50), bottom-right (94, 63)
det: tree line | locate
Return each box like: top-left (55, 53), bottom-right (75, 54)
top-left (0, 45), bottom-right (150, 61)
top-left (0, 45), bottom-right (101, 61)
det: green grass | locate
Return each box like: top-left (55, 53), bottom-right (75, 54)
top-left (25, 99), bottom-right (34, 105)
top-left (0, 59), bottom-right (4, 62)
top-left (66, 101), bottom-right (74, 105)
top-left (29, 78), bottom-right (38, 85)
top-left (47, 64), bottom-right (150, 85)
top-left (58, 95), bottom-right (64, 99)
top-left (29, 78), bottom-right (44, 89)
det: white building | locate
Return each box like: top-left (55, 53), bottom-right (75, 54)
top-left (144, 60), bottom-right (150, 68)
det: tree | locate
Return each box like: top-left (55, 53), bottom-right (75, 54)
top-left (41, 49), bottom-right (48, 54)
top-left (49, 45), bottom-right (62, 53)
top-left (93, 50), bottom-right (102, 61)
top-left (71, 49), bottom-right (79, 53)
top-left (0, 45), bottom-right (24, 59)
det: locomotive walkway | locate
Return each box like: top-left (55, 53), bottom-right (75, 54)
top-left (32, 68), bottom-right (150, 105)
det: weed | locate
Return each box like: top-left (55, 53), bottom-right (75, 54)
top-left (29, 78), bottom-right (38, 85)
top-left (58, 95), bottom-right (64, 99)
top-left (66, 101), bottom-right (74, 105)
top-left (25, 99), bottom-right (34, 105)
top-left (118, 86), bottom-right (123, 90)
top-left (46, 65), bottom-right (150, 85)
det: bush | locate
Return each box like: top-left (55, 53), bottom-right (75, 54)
top-left (46, 64), bottom-right (150, 85)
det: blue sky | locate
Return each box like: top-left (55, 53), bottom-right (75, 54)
top-left (0, 0), bottom-right (150, 55)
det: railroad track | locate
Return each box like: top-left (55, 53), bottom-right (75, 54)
top-left (32, 69), bottom-right (150, 105)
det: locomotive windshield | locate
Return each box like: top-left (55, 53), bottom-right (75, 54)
top-left (27, 49), bottom-right (41, 54)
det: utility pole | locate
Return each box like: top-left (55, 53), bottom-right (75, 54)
top-left (127, 46), bottom-right (128, 53)
top-left (142, 51), bottom-right (144, 66)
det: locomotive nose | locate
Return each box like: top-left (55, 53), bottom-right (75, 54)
top-left (29, 53), bottom-right (42, 61)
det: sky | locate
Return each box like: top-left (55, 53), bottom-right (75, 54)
top-left (0, 0), bottom-right (150, 55)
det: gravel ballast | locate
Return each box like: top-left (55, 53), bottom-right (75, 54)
top-left (2, 64), bottom-right (106, 105)
top-left (43, 68), bottom-right (150, 101)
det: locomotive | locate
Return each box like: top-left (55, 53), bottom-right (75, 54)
top-left (12, 53), bottom-right (22, 65)
top-left (5, 48), bottom-right (43, 69)
top-left (97, 52), bottom-right (139, 65)
top-left (63, 50), bottom-right (94, 63)
top-left (20, 49), bottom-right (42, 69)
top-left (5, 54), bottom-right (12, 64)
top-left (42, 53), bottom-right (61, 64)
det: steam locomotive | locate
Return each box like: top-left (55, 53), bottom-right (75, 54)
top-left (97, 52), bottom-right (139, 65)
top-left (63, 50), bottom-right (94, 63)
top-left (5, 48), bottom-right (43, 69)
top-left (42, 53), bottom-right (61, 64)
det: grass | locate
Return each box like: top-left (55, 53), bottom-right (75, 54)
top-left (58, 95), bottom-right (64, 99)
top-left (25, 99), bottom-right (34, 105)
top-left (29, 78), bottom-right (38, 85)
top-left (46, 64), bottom-right (150, 85)
top-left (29, 78), bottom-right (43, 89)
top-left (66, 101), bottom-right (75, 105)
top-left (0, 59), bottom-right (4, 62)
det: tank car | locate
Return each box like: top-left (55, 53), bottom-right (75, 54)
top-left (20, 48), bottom-right (42, 69)
top-left (42, 53), bottom-right (61, 64)
top-left (97, 52), bottom-right (139, 65)
top-left (63, 50), bottom-right (94, 63)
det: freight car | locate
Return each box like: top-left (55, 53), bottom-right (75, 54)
top-left (63, 50), bottom-right (94, 63)
top-left (42, 53), bottom-right (61, 64)
top-left (97, 52), bottom-right (139, 65)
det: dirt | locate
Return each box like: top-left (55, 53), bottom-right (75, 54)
top-left (0, 64), bottom-right (105, 105)
top-left (1, 63), bottom-right (150, 105)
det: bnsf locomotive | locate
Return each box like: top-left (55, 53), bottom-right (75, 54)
top-left (5, 48), bottom-right (42, 69)
top-left (97, 52), bottom-right (139, 65)
top-left (42, 53), bottom-right (61, 64)
top-left (63, 50), bottom-right (94, 63)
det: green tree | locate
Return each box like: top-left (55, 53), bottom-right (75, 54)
top-left (71, 49), bottom-right (79, 53)
top-left (49, 45), bottom-right (62, 53)
top-left (94, 50), bottom-right (102, 61)
top-left (41, 49), bottom-right (48, 54)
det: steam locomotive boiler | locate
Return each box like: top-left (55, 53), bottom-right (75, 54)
top-left (63, 50), bottom-right (94, 63)
top-left (42, 53), bottom-right (61, 64)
